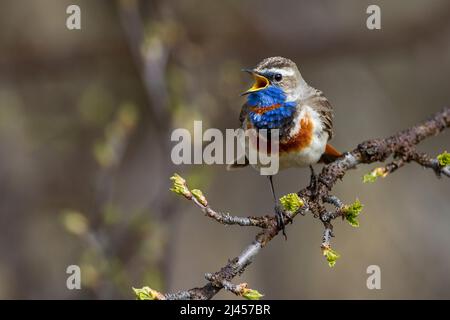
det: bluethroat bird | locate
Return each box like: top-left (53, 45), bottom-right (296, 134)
top-left (227, 56), bottom-right (342, 238)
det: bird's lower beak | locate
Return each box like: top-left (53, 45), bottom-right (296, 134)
top-left (241, 69), bottom-right (269, 95)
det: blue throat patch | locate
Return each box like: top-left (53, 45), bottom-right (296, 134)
top-left (247, 85), bottom-right (296, 129)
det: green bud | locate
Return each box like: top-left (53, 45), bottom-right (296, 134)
top-left (437, 151), bottom-right (450, 167)
top-left (132, 286), bottom-right (164, 300)
top-left (242, 288), bottom-right (264, 300)
top-left (280, 193), bottom-right (304, 213)
top-left (191, 189), bottom-right (208, 207)
top-left (322, 246), bottom-right (340, 268)
top-left (363, 172), bottom-right (377, 183)
top-left (343, 199), bottom-right (363, 227)
top-left (363, 167), bottom-right (387, 183)
top-left (169, 173), bottom-right (192, 198)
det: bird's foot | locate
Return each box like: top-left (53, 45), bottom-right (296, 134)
top-left (275, 203), bottom-right (291, 240)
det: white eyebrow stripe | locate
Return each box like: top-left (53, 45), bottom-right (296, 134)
top-left (262, 68), bottom-right (295, 77)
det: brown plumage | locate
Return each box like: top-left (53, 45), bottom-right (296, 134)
top-left (302, 89), bottom-right (334, 139)
top-left (279, 114), bottom-right (314, 153)
top-left (230, 56), bottom-right (342, 236)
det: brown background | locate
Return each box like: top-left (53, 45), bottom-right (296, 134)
top-left (0, 0), bottom-right (449, 299)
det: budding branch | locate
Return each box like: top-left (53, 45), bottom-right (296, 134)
top-left (140, 107), bottom-right (450, 300)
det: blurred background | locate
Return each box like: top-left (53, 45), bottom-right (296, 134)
top-left (0, 0), bottom-right (449, 299)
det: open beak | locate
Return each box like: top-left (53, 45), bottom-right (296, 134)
top-left (241, 69), bottom-right (269, 95)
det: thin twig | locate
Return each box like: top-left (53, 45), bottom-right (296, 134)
top-left (190, 196), bottom-right (273, 228)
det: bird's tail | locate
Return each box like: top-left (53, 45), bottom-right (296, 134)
top-left (319, 143), bottom-right (343, 164)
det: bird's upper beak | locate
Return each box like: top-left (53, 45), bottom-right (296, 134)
top-left (241, 69), bottom-right (269, 95)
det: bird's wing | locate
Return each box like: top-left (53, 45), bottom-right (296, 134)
top-left (304, 89), bottom-right (334, 140)
top-left (305, 89), bottom-right (343, 163)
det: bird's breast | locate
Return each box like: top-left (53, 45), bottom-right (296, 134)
top-left (244, 107), bottom-right (321, 153)
top-left (243, 106), bottom-right (328, 169)
top-left (279, 113), bottom-right (314, 153)
top-left (278, 106), bottom-right (329, 168)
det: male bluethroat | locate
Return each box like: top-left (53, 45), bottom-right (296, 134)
top-left (228, 56), bottom-right (342, 237)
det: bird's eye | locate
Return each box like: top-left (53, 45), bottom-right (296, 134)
top-left (274, 73), bottom-right (282, 81)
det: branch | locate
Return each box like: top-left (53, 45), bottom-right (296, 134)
top-left (411, 151), bottom-right (450, 178)
top-left (169, 174), bottom-right (274, 228)
top-left (136, 107), bottom-right (450, 300)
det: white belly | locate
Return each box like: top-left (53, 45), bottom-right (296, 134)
top-left (278, 133), bottom-right (327, 169)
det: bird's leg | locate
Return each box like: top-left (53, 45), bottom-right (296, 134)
top-left (309, 165), bottom-right (318, 198)
top-left (268, 175), bottom-right (288, 239)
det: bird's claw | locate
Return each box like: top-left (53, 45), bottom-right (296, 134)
top-left (275, 203), bottom-right (290, 240)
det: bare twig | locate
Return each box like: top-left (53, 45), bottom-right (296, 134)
top-left (187, 191), bottom-right (274, 228)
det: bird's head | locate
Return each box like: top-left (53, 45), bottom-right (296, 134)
top-left (242, 56), bottom-right (307, 101)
